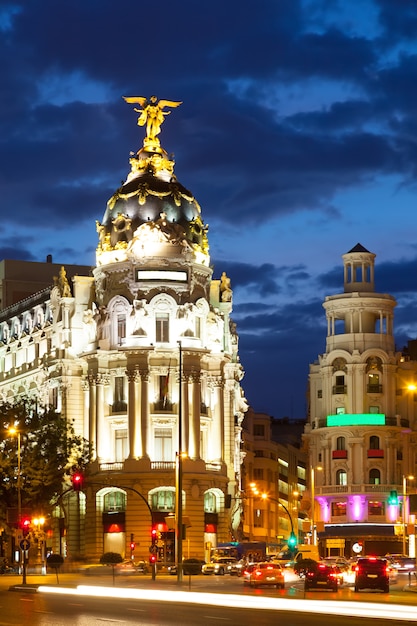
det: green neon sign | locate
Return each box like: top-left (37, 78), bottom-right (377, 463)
top-left (327, 413), bottom-right (386, 427)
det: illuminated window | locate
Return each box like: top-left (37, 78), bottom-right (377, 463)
top-left (336, 407), bottom-right (345, 414)
top-left (151, 490), bottom-right (175, 511)
top-left (156, 313), bottom-right (169, 342)
top-left (331, 501), bottom-right (347, 516)
top-left (254, 509), bottom-right (264, 527)
top-left (369, 468), bottom-right (381, 485)
top-left (154, 428), bottom-right (172, 461)
top-left (115, 429), bottom-right (128, 462)
top-left (204, 492), bottom-right (217, 513)
top-left (336, 469), bottom-right (347, 485)
top-left (104, 490), bottom-right (126, 512)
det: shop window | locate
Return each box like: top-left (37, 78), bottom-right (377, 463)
top-left (368, 500), bottom-right (384, 516)
top-left (331, 501), bottom-right (346, 516)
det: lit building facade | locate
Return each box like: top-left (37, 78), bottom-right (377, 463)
top-left (241, 408), bottom-right (307, 554)
top-left (0, 98), bottom-right (248, 563)
top-left (305, 244), bottom-right (417, 557)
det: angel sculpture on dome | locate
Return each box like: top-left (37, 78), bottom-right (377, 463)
top-left (123, 95), bottom-right (182, 144)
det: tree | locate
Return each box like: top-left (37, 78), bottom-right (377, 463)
top-left (100, 552), bottom-right (123, 585)
top-left (0, 398), bottom-right (92, 522)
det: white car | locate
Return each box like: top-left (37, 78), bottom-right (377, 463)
top-left (202, 557), bottom-right (240, 576)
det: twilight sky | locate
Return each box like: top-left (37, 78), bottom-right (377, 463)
top-left (1, 0), bottom-right (417, 419)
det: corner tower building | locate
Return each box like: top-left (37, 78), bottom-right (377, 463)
top-left (305, 244), bottom-right (417, 557)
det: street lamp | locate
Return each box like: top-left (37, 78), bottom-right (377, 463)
top-left (260, 493), bottom-right (296, 549)
top-left (8, 427), bottom-right (21, 526)
top-left (310, 466), bottom-right (322, 546)
top-left (403, 474), bottom-right (414, 556)
top-left (176, 341), bottom-right (183, 582)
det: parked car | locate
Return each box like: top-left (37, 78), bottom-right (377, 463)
top-left (304, 562), bottom-right (339, 591)
top-left (168, 558), bottom-right (205, 575)
top-left (242, 562), bottom-right (285, 588)
top-left (202, 557), bottom-right (240, 576)
top-left (354, 557), bottom-right (390, 593)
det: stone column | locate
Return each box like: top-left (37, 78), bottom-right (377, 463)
top-left (95, 374), bottom-right (108, 460)
top-left (189, 372), bottom-right (201, 460)
top-left (88, 375), bottom-right (97, 458)
top-left (126, 369), bottom-right (140, 459)
top-left (210, 376), bottom-right (224, 462)
top-left (139, 369), bottom-right (150, 459)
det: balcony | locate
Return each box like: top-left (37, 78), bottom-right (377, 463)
top-left (332, 385), bottom-right (347, 394)
top-left (367, 449), bottom-right (384, 458)
top-left (367, 384), bottom-right (382, 394)
top-left (332, 450), bottom-right (348, 459)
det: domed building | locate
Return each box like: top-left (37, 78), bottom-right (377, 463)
top-left (0, 97), bottom-right (248, 567)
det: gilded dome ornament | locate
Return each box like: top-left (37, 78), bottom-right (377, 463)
top-left (123, 95), bottom-right (182, 149)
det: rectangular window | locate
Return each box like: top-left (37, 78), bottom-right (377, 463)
top-left (336, 407), bottom-right (346, 414)
top-left (115, 429), bottom-right (128, 462)
top-left (195, 317), bottom-right (201, 338)
top-left (253, 424), bottom-right (265, 437)
top-left (369, 406), bottom-right (379, 413)
top-left (154, 427), bottom-right (172, 461)
top-left (156, 313), bottom-right (169, 342)
top-left (112, 377), bottom-right (127, 412)
top-left (253, 468), bottom-right (264, 480)
top-left (331, 501), bottom-right (347, 516)
top-left (117, 314), bottom-right (126, 344)
top-left (254, 509), bottom-right (264, 528)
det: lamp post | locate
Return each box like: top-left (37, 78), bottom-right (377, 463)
top-left (260, 493), bottom-right (296, 549)
top-left (310, 466), bottom-right (322, 546)
top-left (8, 427), bottom-right (22, 576)
top-left (403, 475), bottom-right (414, 556)
top-left (176, 341), bottom-right (183, 582)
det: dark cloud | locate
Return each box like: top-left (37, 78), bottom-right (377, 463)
top-left (1, 1), bottom-right (417, 418)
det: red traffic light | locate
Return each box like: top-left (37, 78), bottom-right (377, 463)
top-left (149, 554), bottom-right (157, 564)
top-left (21, 517), bottom-right (31, 537)
top-left (151, 529), bottom-right (157, 544)
top-left (72, 472), bottom-right (84, 491)
top-left (130, 542), bottom-right (136, 551)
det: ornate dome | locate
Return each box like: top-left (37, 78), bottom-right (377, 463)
top-left (96, 97), bottom-right (209, 267)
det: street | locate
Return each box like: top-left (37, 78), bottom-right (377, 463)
top-left (0, 569), bottom-right (416, 625)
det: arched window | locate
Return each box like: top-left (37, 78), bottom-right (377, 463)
top-left (204, 492), bottom-right (217, 513)
top-left (103, 490), bottom-right (126, 513)
top-left (336, 436), bottom-right (346, 451)
top-left (369, 468), bottom-right (381, 485)
top-left (151, 490), bottom-right (175, 512)
top-left (336, 469), bottom-right (347, 486)
top-left (369, 435), bottom-right (380, 450)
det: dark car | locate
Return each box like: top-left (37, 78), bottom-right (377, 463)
top-left (385, 554), bottom-right (416, 572)
top-left (354, 557), bottom-right (390, 593)
top-left (168, 558), bottom-right (205, 575)
top-left (304, 562), bottom-right (339, 591)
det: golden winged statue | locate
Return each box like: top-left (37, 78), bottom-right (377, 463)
top-left (123, 95), bottom-right (182, 142)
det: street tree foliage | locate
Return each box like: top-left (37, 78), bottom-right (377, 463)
top-left (0, 398), bottom-right (92, 520)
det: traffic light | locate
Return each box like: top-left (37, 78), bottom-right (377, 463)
top-left (149, 553), bottom-right (157, 565)
top-left (72, 472), bottom-right (84, 492)
top-left (151, 528), bottom-right (157, 546)
top-left (21, 517), bottom-right (31, 537)
top-left (388, 490), bottom-right (398, 505)
top-left (288, 531), bottom-right (297, 550)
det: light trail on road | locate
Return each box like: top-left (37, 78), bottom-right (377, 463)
top-left (38, 584), bottom-right (417, 621)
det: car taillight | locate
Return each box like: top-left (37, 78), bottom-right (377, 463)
top-left (255, 570), bottom-right (262, 577)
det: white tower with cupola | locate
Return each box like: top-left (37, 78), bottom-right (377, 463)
top-left (305, 244), bottom-right (417, 557)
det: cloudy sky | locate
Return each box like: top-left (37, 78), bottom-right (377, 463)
top-left (1, 0), bottom-right (417, 419)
